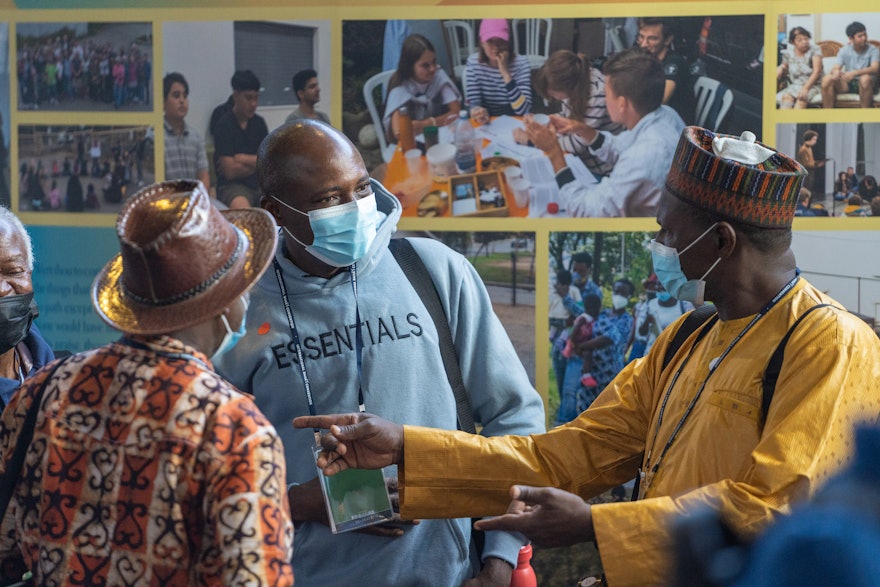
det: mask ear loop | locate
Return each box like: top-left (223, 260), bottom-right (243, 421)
top-left (271, 195), bottom-right (312, 249)
top-left (678, 221), bottom-right (719, 256)
top-left (219, 295), bottom-right (247, 336)
top-left (699, 257), bottom-right (722, 281)
top-left (219, 313), bottom-right (234, 337)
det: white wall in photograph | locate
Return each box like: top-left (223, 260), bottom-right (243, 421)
top-left (792, 230), bottom-right (880, 321)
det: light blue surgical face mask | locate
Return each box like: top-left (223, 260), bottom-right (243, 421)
top-left (657, 291), bottom-right (673, 302)
top-left (273, 192), bottom-right (380, 268)
top-left (648, 223), bottom-right (721, 306)
top-left (211, 296), bottom-right (248, 361)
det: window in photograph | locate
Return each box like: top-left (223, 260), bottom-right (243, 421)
top-left (234, 21), bottom-right (315, 106)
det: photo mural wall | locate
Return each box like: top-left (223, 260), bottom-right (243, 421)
top-left (2, 0), bottom-right (878, 415)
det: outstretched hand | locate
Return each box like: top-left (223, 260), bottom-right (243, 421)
top-left (474, 485), bottom-right (595, 548)
top-left (293, 412), bottom-right (404, 475)
top-left (523, 116), bottom-right (560, 154)
top-left (550, 116), bottom-right (592, 140)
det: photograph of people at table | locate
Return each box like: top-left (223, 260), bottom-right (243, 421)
top-left (343, 16), bottom-right (763, 219)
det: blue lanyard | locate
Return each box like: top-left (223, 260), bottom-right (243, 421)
top-left (643, 274), bottom-right (800, 487)
top-left (272, 258), bottom-right (366, 443)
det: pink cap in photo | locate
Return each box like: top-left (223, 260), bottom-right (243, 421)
top-left (479, 19), bottom-right (510, 43)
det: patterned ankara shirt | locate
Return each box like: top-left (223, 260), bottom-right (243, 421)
top-left (0, 335), bottom-right (294, 587)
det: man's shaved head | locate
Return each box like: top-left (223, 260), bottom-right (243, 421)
top-left (258, 120), bottom-right (361, 202)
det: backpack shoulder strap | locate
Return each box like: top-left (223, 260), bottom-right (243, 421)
top-left (388, 238), bottom-right (476, 434)
top-left (662, 304), bottom-right (719, 371)
top-left (760, 303), bottom-right (837, 429)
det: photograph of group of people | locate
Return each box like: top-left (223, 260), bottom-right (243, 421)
top-left (17, 124), bottom-right (153, 213)
top-left (341, 15), bottom-right (763, 220)
top-left (777, 122), bottom-right (880, 217)
top-left (777, 13), bottom-right (880, 109)
top-left (546, 226), bottom-right (880, 426)
top-left (16, 22), bottom-right (152, 112)
top-left (2, 13), bottom-right (876, 224)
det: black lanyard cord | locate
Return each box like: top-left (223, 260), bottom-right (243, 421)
top-left (272, 258), bottom-right (367, 443)
top-left (643, 275), bottom-right (800, 486)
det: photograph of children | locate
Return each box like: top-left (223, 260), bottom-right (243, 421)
top-left (548, 230), bottom-right (665, 428)
top-left (16, 22), bottom-right (152, 112)
top-left (398, 229), bottom-right (536, 383)
top-left (17, 124), bottom-right (154, 214)
top-left (0, 23), bottom-right (10, 208)
top-left (776, 13), bottom-right (880, 109)
top-left (777, 122), bottom-right (880, 217)
top-left (163, 20), bottom-right (330, 205)
top-left (342, 16), bottom-right (763, 219)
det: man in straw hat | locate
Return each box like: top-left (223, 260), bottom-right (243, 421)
top-left (213, 119), bottom-right (544, 586)
top-left (295, 127), bottom-right (880, 586)
top-left (0, 180), bottom-right (294, 586)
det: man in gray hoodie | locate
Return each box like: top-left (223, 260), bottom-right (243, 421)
top-left (215, 120), bottom-right (545, 586)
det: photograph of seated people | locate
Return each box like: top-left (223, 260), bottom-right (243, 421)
top-left (777, 13), bottom-right (880, 108)
top-left (17, 125), bottom-right (154, 214)
top-left (162, 19), bottom-right (332, 187)
top-left (513, 49), bottom-right (624, 178)
top-left (211, 70), bottom-right (268, 209)
top-left (635, 18), bottom-right (695, 123)
top-left (163, 72), bottom-right (211, 191)
top-left (777, 122), bottom-right (880, 216)
top-left (522, 47), bottom-right (685, 218)
top-left (383, 34), bottom-right (462, 145)
top-left (343, 15), bottom-right (763, 220)
top-left (285, 68), bottom-right (331, 124)
top-left (821, 20), bottom-right (880, 108)
top-left (833, 170), bottom-right (856, 201)
top-left (297, 127), bottom-right (880, 586)
top-left (465, 19), bottom-right (533, 123)
top-left (776, 26), bottom-right (823, 109)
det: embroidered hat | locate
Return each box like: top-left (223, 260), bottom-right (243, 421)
top-left (479, 19), bottom-right (510, 43)
top-left (92, 180), bottom-right (277, 335)
top-left (665, 127), bottom-right (807, 228)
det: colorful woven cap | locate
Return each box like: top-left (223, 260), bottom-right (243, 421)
top-left (665, 127), bottom-right (807, 228)
top-left (92, 180), bottom-right (277, 335)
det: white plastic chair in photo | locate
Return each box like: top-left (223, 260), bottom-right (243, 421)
top-left (512, 18), bottom-right (553, 70)
top-left (442, 20), bottom-right (475, 83)
top-left (693, 76), bottom-right (734, 132)
top-left (362, 69), bottom-right (397, 163)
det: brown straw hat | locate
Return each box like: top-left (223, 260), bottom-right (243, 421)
top-left (92, 180), bottom-right (277, 335)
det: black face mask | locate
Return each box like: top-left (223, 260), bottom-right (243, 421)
top-left (0, 293), bottom-right (39, 355)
